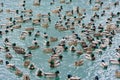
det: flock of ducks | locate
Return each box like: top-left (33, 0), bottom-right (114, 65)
top-left (0, 0), bottom-right (120, 80)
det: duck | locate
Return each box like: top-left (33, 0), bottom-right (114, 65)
top-left (42, 23), bottom-right (49, 28)
top-left (50, 37), bottom-right (58, 42)
top-left (23, 51), bottom-right (32, 59)
top-left (43, 48), bottom-right (53, 53)
top-left (44, 70), bottom-right (60, 78)
top-left (5, 61), bottom-right (16, 69)
top-left (12, 43), bottom-right (26, 54)
top-left (32, 38), bottom-right (38, 45)
top-left (51, 9), bottom-right (60, 14)
top-left (48, 59), bottom-right (60, 68)
top-left (34, 31), bottom-right (40, 37)
top-left (0, 59), bottom-right (3, 64)
top-left (95, 0), bottom-right (101, 3)
top-left (70, 45), bottom-right (76, 52)
top-left (115, 70), bottom-right (120, 78)
top-left (76, 50), bottom-right (83, 55)
top-left (21, 9), bottom-right (33, 13)
top-left (42, 32), bottom-right (48, 39)
top-left (66, 11), bottom-right (73, 16)
top-left (110, 58), bottom-right (120, 65)
top-left (25, 27), bottom-right (34, 31)
top-left (68, 40), bottom-right (78, 46)
top-left (74, 60), bottom-right (84, 66)
top-left (60, 0), bottom-right (65, 3)
top-left (44, 41), bottom-right (50, 46)
top-left (100, 44), bottom-right (107, 49)
top-left (51, 54), bottom-right (63, 60)
top-left (23, 60), bottom-right (30, 67)
top-left (23, 74), bottom-right (30, 80)
top-left (67, 74), bottom-right (81, 80)
top-left (20, 35), bottom-right (26, 40)
top-left (5, 53), bottom-right (13, 59)
top-left (36, 69), bottom-right (43, 77)
top-left (28, 45), bottom-right (39, 50)
top-left (12, 25), bottom-right (21, 29)
top-left (85, 53), bottom-right (95, 61)
top-left (32, 19), bottom-right (40, 25)
top-left (57, 26), bottom-right (68, 31)
top-left (15, 68), bottom-right (23, 76)
top-left (100, 60), bottom-right (108, 69)
top-left (33, 0), bottom-right (40, 6)
top-left (29, 64), bottom-right (35, 70)
top-left (92, 5), bottom-right (99, 11)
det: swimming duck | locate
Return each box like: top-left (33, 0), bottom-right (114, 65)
top-left (0, 59), bottom-right (3, 64)
top-left (70, 45), bottom-right (76, 52)
top-left (5, 61), bottom-right (16, 69)
top-left (92, 5), bottom-right (99, 11)
top-left (23, 74), bottom-right (30, 80)
top-left (28, 45), bottom-right (39, 50)
top-left (42, 23), bottom-right (49, 28)
top-left (115, 70), bottom-right (120, 78)
top-left (25, 27), bottom-right (34, 31)
top-left (43, 48), bottom-right (53, 53)
top-left (44, 70), bottom-right (60, 78)
top-left (67, 74), bottom-right (81, 80)
top-left (29, 64), bottom-right (35, 70)
top-left (100, 60), bottom-right (108, 69)
top-left (12, 43), bottom-right (26, 54)
top-left (76, 50), bottom-right (83, 55)
top-left (34, 31), bottom-right (40, 37)
top-left (60, 0), bottom-right (65, 3)
top-left (74, 60), bottom-right (84, 66)
top-left (110, 58), bottom-right (120, 65)
top-left (5, 53), bottom-right (13, 59)
top-left (50, 37), bottom-right (58, 42)
top-left (13, 25), bottom-right (21, 29)
top-left (85, 53), bottom-right (95, 61)
top-left (15, 68), bottom-right (23, 76)
top-left (36, 69), bottom-right (43, 77)
top-left (23, 51), bottom-right (32, 59)
top-left (33, 0), bottom-right (41, 6)
top-left (23, 60), bottom-right (30, 67)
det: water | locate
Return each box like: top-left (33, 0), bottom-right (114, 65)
top-left (0, 0), bottom-right (120, 80)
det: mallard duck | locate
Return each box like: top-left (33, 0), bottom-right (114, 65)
top-left (13, 25), bottom-right (21, 29)
top-left (100, 60), bottom-right (108, 69)
top-left (15, 68), bottom-right (23, 76)
top-left (43, 48), bottom-right (53, 53)
top-left (60, 0), bottom-right (65, 3)
top-left (28, 45), bottom-right (39, 50)
top-left (50, 37), bottom-right (58, 42)
top-left (115, 70), bottom-right (120, 78)
top-left (29, 64), bottom-right (35, 70)
top-left (24, 51), bottom-right (32, 59)
top-left (36, 69), bottom-right (43, 77)
top-left (23, 74), bottom-right (30, 80)
top-left (25, 27), bottom-right (34, 31)
top-left (33, 1), bottom-right (40, 6)
top-left (74, 60), bottom-right (84, 66)
top-left (44, 70), bottom-right (60, 78)
top-left (67, 74), bottom-right (81, 80)
top-left (42, 23), bottom-right (49, 28)
top-left (23, 60), bottom-right (30, 67)
top-left (6, 61), bottom-right (16, 69)
top-left (12, 43), bottom-right (26, 54)
top-left (5, 53), bottom-right (13, 59)
top-left (13, 46), bottom-right (26, 54)
top-left (0, 59), bottom-right (3, 64)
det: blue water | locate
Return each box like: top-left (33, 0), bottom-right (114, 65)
top-left (0, 0), bottom-right (120, 80)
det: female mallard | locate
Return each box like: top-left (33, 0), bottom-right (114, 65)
top-left (28, 45), bottom-right (39, 50)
